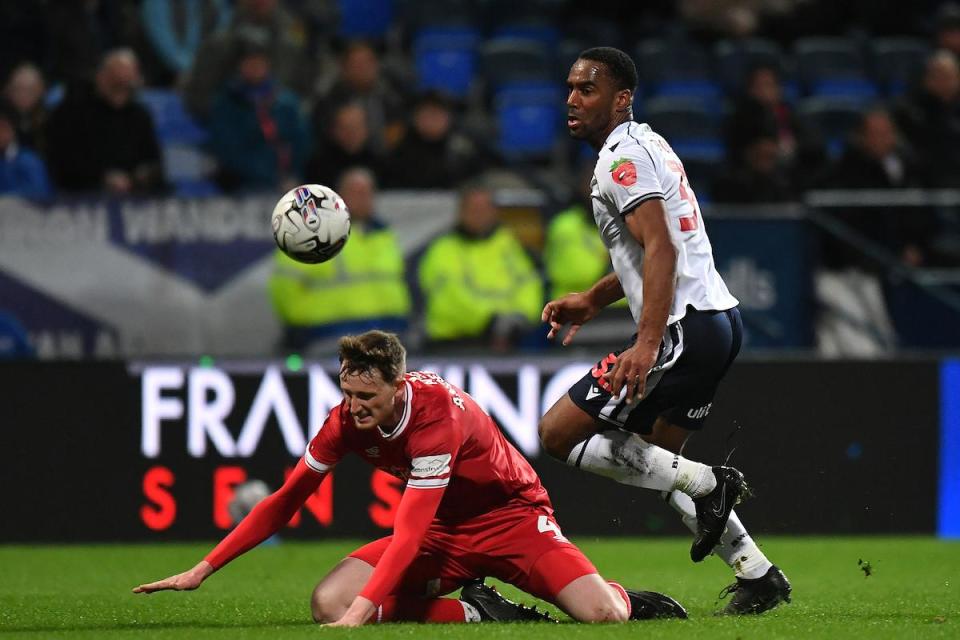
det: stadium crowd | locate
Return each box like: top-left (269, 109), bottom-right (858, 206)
top-left (2, 0), bottom-right (960, 355)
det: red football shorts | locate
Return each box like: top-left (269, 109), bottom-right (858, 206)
top-left (349, 504), bottom-right (597, 603)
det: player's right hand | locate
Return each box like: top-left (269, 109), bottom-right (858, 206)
top-left (132, 561), bottom-right (213, 594)
top-left (542, 292), bottom-right (599, 346)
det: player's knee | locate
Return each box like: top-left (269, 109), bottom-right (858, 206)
top-left (310, 584), bottom-right (346, 624)
top-left (538, 417), bottom-right (571, 460)
top-left (578, 601), bottom-right (628, 623)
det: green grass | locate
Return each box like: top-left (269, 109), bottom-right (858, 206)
top-left (1, 537), bottom-right (957, 639)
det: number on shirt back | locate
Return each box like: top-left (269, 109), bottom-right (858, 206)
top-left (537, 515), bottom-right (568, 542)
top-left (407, 371), bottom-right (465, 411)
top-left (666, 159), bottom-right (700, 232)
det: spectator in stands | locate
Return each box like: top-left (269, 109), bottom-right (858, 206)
top-left (4, 63), bottom-right (47, 154)
top-left (893, 50), bottom-right (960, 187)
top-left (544, 163), bottom-right (610, 301)
top-left (417, 185), bottom-right (543, 352)
top-left (0, 100), bottom-right (52, 201)
top-left (823, 108), bottom-right (924, 190)
top-left (0, 0), bottom-right (46, 84)
top-left (713, 132), bottom-right (795, 203)
top-left (725, 64), bottom-right (825, 188)
top-left (45, 0), bottom-right (138, 87)
top-left (384, 91), bottom-right (483, 189)
top-left (207, 35), bottom-right (310, 193)
top-left (268, 167), bottom-right (410, 353)
top-left (814, 108), bottom-right (924, 357)
top-left (313, 40), bottom-right (407, 153)
top-left (45, 49), bottom-right (164, 196)
top-left (306, 101), bottom-right (382, 188)
top-left (820, 107), bottom-right (934, 265)
top-left (138, 0), bottom-right (233, 86)
top-left (935, 3), bottom-right (960, 57)
top-left (184, 0), bottom-right (312, 119)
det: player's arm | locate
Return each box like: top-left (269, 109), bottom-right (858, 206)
top-left (605, 198), bottom-right (677, 403)
top-left (542, 272), bottom-right (624, 346)
top-left (330, 482), bottom-right (448, 626)
top-left (132, 459), bottom-right (324, 594)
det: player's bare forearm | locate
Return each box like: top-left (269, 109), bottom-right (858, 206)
top-left (603, 199), bottom-right (677, 402)
top-left (543, 273), bottom-right (625, 345)
top-left (586, 272), bottom-right (625, 308)
top-left (624, 198), bottom-right (677, 348)
top-left (636, 237), bottom-right (676, 349)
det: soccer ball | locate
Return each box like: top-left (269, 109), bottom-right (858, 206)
top-left (227, 479), bottom-right (271, 525)
top-left (271, 184), bottom-right (351, 264)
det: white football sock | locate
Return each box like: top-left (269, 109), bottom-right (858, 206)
top-left (567, 430), bottom-right (716, 496)
top-left (663, 490), bottom-right (772, 579)
top-left (460, 601), bottom-right (482, 622)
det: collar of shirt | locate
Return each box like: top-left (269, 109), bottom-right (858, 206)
top-left (4, 142), bottom-right (18, 162)
top-left (602, 120), bottom-right (640, 152)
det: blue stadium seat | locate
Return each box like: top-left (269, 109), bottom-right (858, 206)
top-left (492, 22), bottom-right (561, 49)
top-left (808, 76), bottom-right (879, 101)
top-left (870, 37), bottom-right (929, 96)
top-left (650, 79), bottom-right (723, 106)
top-left (494, 83), bottom-right (563, 159)
top-left (642, 97), bottom-right (721, 140)
top-left (635, 38), bottom-right (712, 85)
top-left (714, 38), bottom-right (786, 91)
top-left (337, 0), bottom-right (394, 39)
top-left (161, 143), bottom-right (219, 197)
top-left (794, 37), bottom-right (866, 90)
top-left (642, 97), bottom-right (724, 162)
top-left (481, 38), bottom-right (552, 90)
top-left (797, 97), bottom-right (865, 157)
top-left (413, 28), bottom-right (481, 98)
top-left (139, 88), bottom-right (208, 145)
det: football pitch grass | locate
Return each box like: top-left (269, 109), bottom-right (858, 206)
top-left (1, 537), bottom-right (957, 639)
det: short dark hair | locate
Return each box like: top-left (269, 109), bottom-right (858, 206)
top-left (578, 47), bottom-right (638, 93)
top-left (338, 330), bottom-right (406, 383)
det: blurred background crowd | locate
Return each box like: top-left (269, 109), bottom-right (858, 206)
top-left (2, 0), bottom-right (960, 359)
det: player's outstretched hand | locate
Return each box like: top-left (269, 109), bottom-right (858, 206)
top-left (132, 561), bottom-right (213, 594)
top-left (542, 292), bottom-right (600, 346)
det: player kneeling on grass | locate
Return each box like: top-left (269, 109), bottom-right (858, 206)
top-left (133, 331), bottom-right (687, 625)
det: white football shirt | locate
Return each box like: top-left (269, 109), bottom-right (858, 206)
top-left (591, 121), bottom-right (738, 325)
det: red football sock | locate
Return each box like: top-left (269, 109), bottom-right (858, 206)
top-left (607, 581), bottom-right (632, 618)
top-left (375, 596), bottom-right (468, 623)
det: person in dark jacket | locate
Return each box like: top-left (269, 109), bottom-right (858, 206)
top-left (45, 49), bottom-right (165, 195)
top-left (306, 100), bottom-right (382, 187)
top-left (893, 50), bottom-right (960, 188)
top-left (384, 91), bottom-right (482, 189)
top-left (207, 36), bottom-right (310, 192)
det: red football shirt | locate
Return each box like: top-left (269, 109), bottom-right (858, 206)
top-left (305, 370), bottom-right (552, 523)
top-left (204, 370), bottom-right (553, 609)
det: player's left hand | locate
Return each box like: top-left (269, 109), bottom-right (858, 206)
top-left (324, 617), bottom-right (365, 627)
top-left (132, 561), bottom-right (213, 594)
top-left (325, 596), bottom-right (376, 627)
top-left (604, 342), bottom-right (659, 404)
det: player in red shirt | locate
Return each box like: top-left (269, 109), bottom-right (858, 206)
top-left (134, 331), bottom-right (687, 625)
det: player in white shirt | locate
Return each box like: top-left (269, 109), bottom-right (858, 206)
top-left (538, 47), bottom-right (791, 615)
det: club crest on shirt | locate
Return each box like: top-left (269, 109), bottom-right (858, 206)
top-left (609, 158), bottom-right (637, 187)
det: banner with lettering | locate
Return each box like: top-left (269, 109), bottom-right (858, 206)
top-left (0, 359), bottom-right (940, 542)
